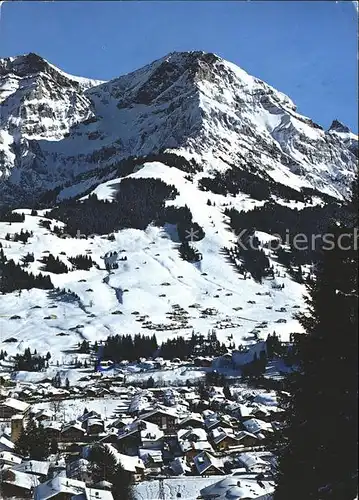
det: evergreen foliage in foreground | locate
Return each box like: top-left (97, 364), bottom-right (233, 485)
top-left (274, 180), bottom-right (358, 500)
top-left (15, 418), bottom-right (50, 460)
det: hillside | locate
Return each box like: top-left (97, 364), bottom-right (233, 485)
top-left (0, 50), bottom-right (357, 362)
top-left (0, 51), bottom-right (357, 207)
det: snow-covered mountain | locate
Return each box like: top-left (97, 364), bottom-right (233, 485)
top-left (0, 51), bottom-right (357, 363)
top-left (0, 51), bottom-right (357, 207)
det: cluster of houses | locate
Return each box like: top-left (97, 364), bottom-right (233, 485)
top-left (0, 395), bottom-right (115, 499)
top-left (0, 381), bottom-right (282, 499)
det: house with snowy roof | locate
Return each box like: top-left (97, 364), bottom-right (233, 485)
top-left (140, 407), bottom-right (178, 433)
top-left (86, 417), bottom-right (105, 436)
top-left (33, 476), bottom-right (114, 500)
top-left (0, 398), bottom-right (30, 419)
top-left (178, 412), bottom-right (204, 429)
top-left (210, 426), bottom-right (240, 451)
top-left (235, 452), bottom-right (269, 473)
top-left (33, 409), bottom-right (55, 422)
top-left (43, 421), bottom-right (62, 441)
top-left (199, 476), bottom-right (275, 499)
top-left (140, 421), bottom-right (164, 449)
top-left (102, 444), bottom-right (145, 482)
top-left (139, 448), bottom-right (163, 470)
top-left (0, 450), bottom-right (22, 466)
top-left (193, 451), bottom-right (224, 476)
top-left (60, 422), bottom-right (86, 442)
top-left (243, 418), bottom-right (273, 437)
top-left (1, 468), bottom-right (40, 498)
top-left (116, 419), bottom-right (163, 454)
top-left (203, 411), bottom-right (221, 431)
top-left (235, 431), bottom-right (261, 448)
top-left (13, 459), bottom-right (50, 478)
top-left (177, 427), bottom-right (213, 459)
top-left (0, 434), bottom-right (15, 453)
top-left (169, 456), bottom-right (191, 476)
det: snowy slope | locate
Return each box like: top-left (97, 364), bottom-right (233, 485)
top-left (0, 51), bottom-right (355, 362)
top-left (0, 162), bottom-right (305, 362)
top-left (0, 51), bottom-right (357, 206)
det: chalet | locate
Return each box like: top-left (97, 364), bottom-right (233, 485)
top-left (78, 410), bottom-right (101, 423)
top-left (177, 428), bottom-right (213, 460)
top-left (117, 454), bottom-right (145, 482)
top-left (0, 398), bottom-right (30, 420)
top-left (238, 404), bottom-right (255, 421)
top-left (199, 477), bottom-right (275, 499)
top-left (86, 417), bottom-right (105, 435)
top-left (60, 422), bottom-right (86, 442)
top-left (13, 460), bottom-right (50, 479)
top-left (251, 405), bottom-right (271, 421)
top-left (33, 409), bottom-right (55, 422)
top-left (224, 402), bottom-right (242, 417)
top-left (243, 418), bottom-right (274, 437)
top-left (0, 451), bottom-right (22, 466)
top-left (116, 419), bottom-right (149, 453)
top-left (0, 434), bottom-right (15, 453)
top-left (210, 427), bottom-right (239, 451)
top-left (169, 456), bottom-right (191, 476)
top-left (1, 469), bottom-right (39, 498)
top-left (236, 430), bottom-right (260, 448)
top-left (194, 357), bottom-right (213, 367)
top-left (203, 411), bottom-right (221, 431)
top-left (140, 408), bottom-right (178, 433)
top-left (110, 416), bottom-right (133, 430)
top-left (43, 421), bottom-right (62, 441)
top-left (178, 413), bottom-right (204, 429)
top-left (139, 448), bottom-right (163, 469)
top-left (46, 388), bottom-right (70, 400)
top-left (140, 422), bottom-right (164, 449)
top-left (33, 476), bottom-right (86, 499)
top-left (236, 452), bottom-right (269, 473)
top-left (219, 414), bottom-right (240, 429)
top-left (97, 429), bottom-right (119, 445)
top-left (86, 387), bottom-right (110, 398)
top-left (193, 451), bottom-right (224, 476)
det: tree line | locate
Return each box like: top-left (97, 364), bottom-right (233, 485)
top-left (0, 257), bottom-right (53, 293)
top-left (0, 211), bottom-right (25, 223)
top-left (4, 229), bottom-right (33, 244)
top-left (198, 159), bottom-right (332, 203)
top-left (13, 348), bottom-right (51, 372)
top-left (48, 178), bottom-right (179, 236)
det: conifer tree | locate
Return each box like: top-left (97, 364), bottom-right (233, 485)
top-left (15, 419), bottom-right (50, 460)
top-left (275, 179), bottom-right (358, 500)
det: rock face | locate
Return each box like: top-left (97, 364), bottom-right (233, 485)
top-left (0, 51), bottom-right (357, 207)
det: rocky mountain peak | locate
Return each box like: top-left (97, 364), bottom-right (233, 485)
top-left (329, 119), bottom-right (351, 134)
top-left (0, 51), bottom-right (357, 207)
top-left (0, 52), bottom-right (48, 77)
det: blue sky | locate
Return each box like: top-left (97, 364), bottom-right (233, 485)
top-left (0, 1), bottom-right (357, 132)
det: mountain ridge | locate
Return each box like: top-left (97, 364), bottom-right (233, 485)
top-left (0, 51), bottom-right (356, 362)
top-left (0, 50), bottom-right (357, 208)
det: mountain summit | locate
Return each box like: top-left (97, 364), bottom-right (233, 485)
top-left (0, 52), bottom-right (357, 362)
top-left (0, 50), bottom-right (357, 206)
